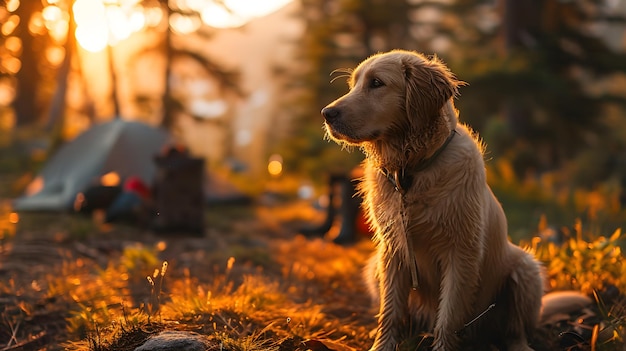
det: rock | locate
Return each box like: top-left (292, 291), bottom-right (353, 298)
top-left (134, 331), bottom-right (211, 351)
top-left (540, 290), bottom-right (593, 325)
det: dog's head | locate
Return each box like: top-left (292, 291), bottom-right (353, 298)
top-left (321, 50), bottom-right (462, 146)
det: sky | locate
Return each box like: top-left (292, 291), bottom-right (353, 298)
top-left (71, 0), bottom-right (294, 52)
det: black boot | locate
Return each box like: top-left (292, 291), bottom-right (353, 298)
top-left (299, 174), bottom-right (342, 237)
top-left (332, 177), bottom-right (362, 245)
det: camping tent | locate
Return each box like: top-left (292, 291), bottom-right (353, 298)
top-left (13, 119), bottom-right (170, 211)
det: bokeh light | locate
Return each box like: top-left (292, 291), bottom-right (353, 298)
top-left (5, 0), bottom-right (19, 13)
top-left (8, 212), bottom-right (19, 224)
top-left (200, 0), bottom-right (292, 28)
top-left (100, 172), bottom-right (121, 186)
top-left (75, 24), bottom-right (109, 52)
top-left (45, 46), bottom-right (65, 66)
top-left (169, 12), bottom-right (201, 34)
top-left (1, 15), bottom-right (19, 36)
top-left (28, 11), bottom-right (47, 36)
top-left (268, 154), bottom-right (283, 176)
top-left (4, 36), bottom-right (22, 55)
top-left (143, 6), bottom-right (163, 27)
top-left (24, 0), bottom-right (295, 51)
top-left (25, 176), bottom-right (44, 196)
top-left (1, 56), bottom-right (21, 74)
top-left (106, 6), bottom-right (133, 43)
top-left (73, 0), bottom-right (109, 52)
top-left (0, 80), bottom-right (16, 106)
top-left (200, 2), bottom-right (247, 29)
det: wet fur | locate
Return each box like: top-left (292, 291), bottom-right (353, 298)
top-left (321, 50), bottom-right (543, 351)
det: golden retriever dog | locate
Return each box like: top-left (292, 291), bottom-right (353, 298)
top-left (321, 50), bottom-right (543, 351)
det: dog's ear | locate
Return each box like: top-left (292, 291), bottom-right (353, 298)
top-left (403, 54), bottom-right (463, 123)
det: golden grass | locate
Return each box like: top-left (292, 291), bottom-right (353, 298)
top-left (1, 202), bottom-right (625, 351)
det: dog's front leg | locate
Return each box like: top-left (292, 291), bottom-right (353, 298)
top-left (432, 248), bottom-right (481, 351)
top-left (369, 245), bottom-right (411, 351)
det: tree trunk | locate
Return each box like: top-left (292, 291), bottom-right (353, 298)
top-left (12, 0), bottom-right (43, 126)
top-left (108, 44), bottom-right (121, 118)
top-left (46, 2), bottom-right (77, 152)
top-left (160, 3), bottom-right (174, 129)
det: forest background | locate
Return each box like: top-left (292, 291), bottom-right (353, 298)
top-left (2, 0), bottom-right (626, 242)
top-left (2, 1), bottom-right (626, 350)
top-left (0, 0), bottom-right (626, 239)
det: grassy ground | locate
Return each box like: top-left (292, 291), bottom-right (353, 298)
top-left (0, 199), bottom-right (625, 351)
top-left (0, 200), bottom-right (378, 350)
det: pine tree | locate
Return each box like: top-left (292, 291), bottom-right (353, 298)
top-left (278, 0), bottom-right (417, 180)
top-left (445, 0), bottom-right (626, 185)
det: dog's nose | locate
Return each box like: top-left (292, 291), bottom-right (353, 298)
top-left (321, 107), bottom-right (340, 121)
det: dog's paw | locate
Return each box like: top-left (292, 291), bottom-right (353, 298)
top-left (368, 340), bottom-right (397, 351)
top-left (507, 343), bottom-right (535, 351)
top-left (432, 334), bottom-right (460, 351)
top-left (368, 347), bottom-right (395, 351)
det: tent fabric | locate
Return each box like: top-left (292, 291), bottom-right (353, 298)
top-left (13, 119), bottom-right (170, 211)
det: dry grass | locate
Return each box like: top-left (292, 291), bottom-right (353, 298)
top-left (0, 201), bottom-right (376, 351)
top-left (0, 200), bottom-right (625, 351)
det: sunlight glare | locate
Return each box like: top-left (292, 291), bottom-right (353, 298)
top-left (201, 0), bottom-right (293, 28)
top-left (106, 6), bottom-right (132, 43)
top-left (73, 0), bottom-right (109, 52)
top-left (28, 12), bottom-right (47, 35)
top-left (76, 24), bottom-right (108, 52)
top-left (45, 46), bottom-right (65, 66)
top-left (189, 99), bottom-right (227, 119)
top-left (200, 2), bottom-right (246, 29)
top-left (182, 0), bottom-right (207, 12)
top-left (0, 81), bottom-right (16, 106)
top-left (1, 15), bottom-right (19, 36)
top-left (4, 36), bottom-right (22, 54)
top-left (42, 5), bottom-right (63, 29)
top-left (42, 5), bottom-right (69, 42)
top-left (48, 17), bottom-right (68, 43)
top-left (1, 56), bottom-right (21, 75)
top-left (224, 0), bottom-right (292, 19)
top-left (170, 12), bottom-right (201, 34)
top-left (74, 0), bottom-right (105, 27)
top-left (129, 9), bottom-right (146, 32)
top-left (6, 0), bottom-right (19, 13)
top-left (143, 6), bottom-right (163, 27)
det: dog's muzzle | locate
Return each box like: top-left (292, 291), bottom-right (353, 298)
top-left (321, 107), bottom-right (341, 122)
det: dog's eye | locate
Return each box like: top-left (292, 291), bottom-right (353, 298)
top-left (370, 78), bottom-right (384, 89)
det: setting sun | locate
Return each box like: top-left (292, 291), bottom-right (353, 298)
top-left (66, 0), bottom-right (294, 52)
top-left (71, 0), bottom-right (148, 52)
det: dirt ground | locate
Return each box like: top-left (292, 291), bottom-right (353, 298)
top-left (0, 199), bottom-right (379, 350)
top-left (0, 199), bottom-right (623, 351)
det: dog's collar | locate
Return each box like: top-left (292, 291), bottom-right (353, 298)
top-left (380, 129), bottom-right (458, 195)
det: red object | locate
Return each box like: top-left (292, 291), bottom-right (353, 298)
top-left (124, 176), bottom-right (151, 199)
top-left (356, 209), bottom-right (373, 237)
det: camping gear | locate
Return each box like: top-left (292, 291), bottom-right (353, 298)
top-left (75, 185), bottom-right (122, 213)
top-left (105, 177), bottom-right (152, 223)
top-left (299, 169), bottom-right (370, 244)
top-left (151, 146), bottom-right (205, 234)
top-left (13, 119), bottom-right (170, 211)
